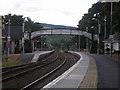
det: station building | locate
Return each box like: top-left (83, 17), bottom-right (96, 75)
top-left (103, 32), bottom-right (120, 54)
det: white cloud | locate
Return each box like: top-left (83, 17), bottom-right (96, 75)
top-left (0, 0), bottom-right (97, 27)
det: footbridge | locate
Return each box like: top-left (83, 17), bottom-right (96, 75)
top-left (24, 29), bottom-right (98, 53)
top-left (25, 29), bottom-right (98, 41)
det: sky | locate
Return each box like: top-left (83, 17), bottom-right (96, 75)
top-left (0, 0), bottom-right (98, 27)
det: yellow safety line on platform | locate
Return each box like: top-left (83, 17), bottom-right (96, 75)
top-left (79, 55), bottom-right (98, 89)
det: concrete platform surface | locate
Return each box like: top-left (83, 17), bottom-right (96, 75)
top-left (42, 52), bottom-right (90, 89)
top-left (31, 51), bottom-right (54, 62)
top-left (19, 51), bottom-right (54, 62)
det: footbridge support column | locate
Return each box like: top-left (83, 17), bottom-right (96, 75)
top-left (24, 40), bottom-right (32, 53)
top-left (90, 40), bottom-right (97, 54)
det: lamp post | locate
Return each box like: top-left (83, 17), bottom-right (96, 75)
top-left (7, 19), bottom-right (11, 55)
top-left (104, 16), bottom-right (107, 54)
top-left (104, 16), bottom-right (107, 40)
top-left (98, 13), bottom-right (101, 54)
top-left (86, 27), bottom-right (89, 52)
top-left (22, 19), bottom-right (25, 53)
top-left (0, 16), bottom-right (3, 62)
top-left (91, 26), bottom-right (94, 53)
top-left (98, 0), bottom-right (116, 56)
top-left (110, 2), bottom-right (113, 57)
top-left (93, 13), bottom-right (101, 54)
top-left (22, 17), bottom-right (27, 53)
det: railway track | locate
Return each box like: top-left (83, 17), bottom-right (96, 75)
top-left (2, 52), bottom-right (58, 80)
top-left (2, 51), bottom-right (54, 73)
top-left (3, 55), bottom-right (58, 81)
top-left (2, 52), bottom-right (80, 89)
top-left (2, 52), bottom-right (57, 81)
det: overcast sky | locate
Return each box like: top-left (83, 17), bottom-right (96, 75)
top-left (0, 0), bottom-right (98, 27)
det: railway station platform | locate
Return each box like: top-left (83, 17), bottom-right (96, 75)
top-left (43, 52), bottom-right (98, 89)
top-left (19, 50), bottom-right (54, 62)
top-left (31, 51), bottom-right (54, 62)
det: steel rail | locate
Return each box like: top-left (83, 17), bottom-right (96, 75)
top-left (2, 53), bottom-right (59, 81)
top-left (20, 54), bottom-right (67, 90)
top-left (2, 52), bottom-right (56, 75)
top-left (2, 51), bottom-right (54, 73)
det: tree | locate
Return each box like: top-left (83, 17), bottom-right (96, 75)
top-left (77, 2), bottom-right (120, 52)
top-left (78, 2), bottom-right (120, 34)
top-left (4, 14), bottom-right (24, 26)
top-left (3, 14), bottom-right (43, 32)
top-left (25, 17), bottom-right (43, 32)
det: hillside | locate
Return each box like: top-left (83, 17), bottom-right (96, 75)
top-left (40, 23), bottom-right (77, 29)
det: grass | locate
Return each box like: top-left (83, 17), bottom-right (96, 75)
top-left (1, 59), bottom-right (26, 68)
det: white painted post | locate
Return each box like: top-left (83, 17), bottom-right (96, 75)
top-left (22, 20), bottom-right (25, 53)
top-left (7, 19), bottom-right (11, 55)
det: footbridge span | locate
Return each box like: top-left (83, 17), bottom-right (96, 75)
top-left (24, 29), bottom-right (98, 53)
top-left (25, 29), bottom-right (98, 41)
